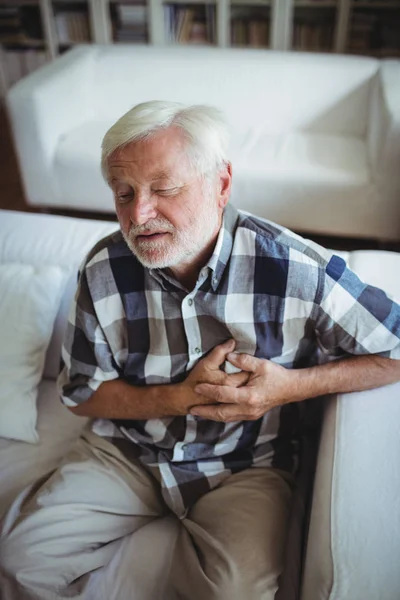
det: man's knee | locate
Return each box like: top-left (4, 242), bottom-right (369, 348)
top-left (206, 570), bottom-right (278, 600)
top-left (0, 533), bottom-right (60, 592)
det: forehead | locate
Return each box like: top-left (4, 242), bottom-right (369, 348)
top-left (107, 126), bottom-right (193, 181)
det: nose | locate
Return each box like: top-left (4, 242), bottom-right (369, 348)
top-left (129, 192), bottom-right (158, 226)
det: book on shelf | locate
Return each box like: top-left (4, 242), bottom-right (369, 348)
top-left (248, 20), bottom-right (269, 47)
top-left (164, 4), bottom-right (215, 44)
top-left (0, 5), bottom-right (44, 47)
top-left (54, 11), bottom-right (90, 44)
top-left (114, 3), bottom-right (147, 42)
top-left (349, 9), bottom-right (400, 54)
top-left (231, 19), bottom-right (270, 47)
top-left (293, 22), bottom-right (333, 50)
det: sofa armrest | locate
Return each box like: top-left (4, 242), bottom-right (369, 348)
top-left (301, 381), bottom-right (400, 600)
top-left (6, 46), bottom-right (98, 207)
top-left (367, 60), bottom-right (400, 189)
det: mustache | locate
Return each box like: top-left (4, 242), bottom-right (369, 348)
top-left (128, 218), bottom-right (175, 237)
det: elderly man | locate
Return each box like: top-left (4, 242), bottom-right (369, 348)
top-left (1, 101), bottom-right (400, 600)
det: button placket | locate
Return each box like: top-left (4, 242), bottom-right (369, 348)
top-left (182, 294), bottom-right (202, 367)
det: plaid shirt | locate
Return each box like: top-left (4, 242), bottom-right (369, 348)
top-left (58, 205), bottom-right (400, 517)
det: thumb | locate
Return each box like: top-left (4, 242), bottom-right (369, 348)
top-left (205, 339), bottom-right (236, 367)
top-left (227, 352), bottom-right (261, 373)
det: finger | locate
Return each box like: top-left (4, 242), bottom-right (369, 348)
top-left (204, 339), bottom-right (236, 368)
top-left (225, 371), bottom-right (250, 387)
top-left (227, 352), bottom-right (263, 373)
top-left (194, 383), bottom-right (248, 404)
top-left (190, 404), bottom-right (244, 422)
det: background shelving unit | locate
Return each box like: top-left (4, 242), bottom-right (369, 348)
top-left (163, 1), bottom-right (217, 45)
top-left (1, 0), bottom-right (399, 97)
top-left (230, 0), bottom-right (271, 48)
top-left (51, 0), bottom-right (92, 52)
top-left (0, 1), bottom-right (47, 92)
top-left (347, 0), bottom-right (400, 58)
top-left (291, 1), bottom-right (340, 53)
top-left (110, 0), bottom-right (149, 44)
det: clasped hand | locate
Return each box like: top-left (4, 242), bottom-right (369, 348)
top-left (180, 339), bottom-right (299, 423)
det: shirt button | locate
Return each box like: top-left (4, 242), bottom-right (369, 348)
top-left (213, 276), bottom-right (218, 285)
top-left (195, 347), bottom-right (201, 354)
top-left (187, 298), bottom-right (193, 306)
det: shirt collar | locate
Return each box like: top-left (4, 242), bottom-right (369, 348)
top-left (207, 203), bottom-right (238, 291)
top-left (150, 203), bottom-right (239, 292)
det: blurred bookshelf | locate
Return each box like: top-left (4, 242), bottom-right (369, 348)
top-left (110, 1), bottom-right (149, 43)
top-left (52, 0), bottom-right (92, 51)
top-left (1, 0), bottom-right (400, 97)
top-left (347, 0), bottom-right (400, 57)
top-left (230, 3), bottom-right (271, 48)
top-left (0, 1), bottom-right (47, 93)
top-left (292, 2), bottom-right (338, 52)
top-left (164, 3), bottom-right (216, 44)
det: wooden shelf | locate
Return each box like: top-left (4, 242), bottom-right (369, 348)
top-left (351, 2), bottom-right (400, 8)
top-left (163, 0), bottom-right (216, 4)
top-left (294, 1), bottom-right (338, 7)
top-left (52, 1), bottom-right (89, 4)
top-left (231, 0), bottom-right (271, 5)
top-left (0, 1), bottom-right (39, 5)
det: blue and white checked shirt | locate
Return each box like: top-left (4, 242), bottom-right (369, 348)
top-left (58, 204), bottom-right (400, 517)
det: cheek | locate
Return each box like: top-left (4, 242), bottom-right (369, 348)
top-left (115, 204), bottom-right (131, 234)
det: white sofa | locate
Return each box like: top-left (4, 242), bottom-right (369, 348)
top-left (1, 208), bottom-right (400, 600)
top-left (6, 45), bottom-right (400, 241)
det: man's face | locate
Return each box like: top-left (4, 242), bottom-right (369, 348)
top-left (107, 126), bottom-right (225, 271)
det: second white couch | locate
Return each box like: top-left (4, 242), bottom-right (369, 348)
top-left (6, 45), bottom-right (400, 241)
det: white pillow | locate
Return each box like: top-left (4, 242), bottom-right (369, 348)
top-left (0, 264), bottom-right (67, 443)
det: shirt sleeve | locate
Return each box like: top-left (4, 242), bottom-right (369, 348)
top-left (313, 254), bottom-right (400, 361)
top-left (57, 264), bottom-right (121, 407)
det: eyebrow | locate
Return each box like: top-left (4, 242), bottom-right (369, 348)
top-left (108, 170), bottom-right (172, 185)
top-left (150, 170), bottom-right (172, 181)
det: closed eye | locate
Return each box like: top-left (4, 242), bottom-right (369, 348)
top-left (155, 188), bottom-right (179, 197)
top-left (117, 194), bottom-right (133, 203)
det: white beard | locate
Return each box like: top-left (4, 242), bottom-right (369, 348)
top-left (122, 194), bottom-right (220, 270)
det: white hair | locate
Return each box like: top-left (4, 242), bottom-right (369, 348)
top-left (101, 100), bottom-right (230, 181)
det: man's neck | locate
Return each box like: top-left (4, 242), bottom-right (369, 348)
top-left (167, 234), bottom-right (218, 292)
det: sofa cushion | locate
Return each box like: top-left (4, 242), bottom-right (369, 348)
top-left (0, 264), bottom-right (67, 443)
top-left (0, 211), bottom-right (119, 380)
top-left (0, 378), bottom-right (87, 517)
top-left (54, 120), bottom-right (114, 212)
top-left (301, 249), bottom-right (400, 600)
top-left (89, 46), bottom-right (378, 138)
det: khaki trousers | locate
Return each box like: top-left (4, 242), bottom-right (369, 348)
top-left (0, 428), bottom-right (294, 600)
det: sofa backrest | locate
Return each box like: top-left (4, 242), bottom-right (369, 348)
top-left (90, 45), bottom-right (379, 138)
top-left (0, 210), bottom-right (119, 380)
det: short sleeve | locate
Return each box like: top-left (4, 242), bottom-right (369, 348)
top-left (313, 254), bottom-right (400, 361)
top-left (57, 264), bottom-right (121, 407)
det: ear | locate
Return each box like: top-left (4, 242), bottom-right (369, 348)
top-left (217, 162), bottom-right (232, 210)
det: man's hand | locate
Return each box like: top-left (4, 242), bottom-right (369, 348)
top-left (172, 340), bottom-right (249, 416)
top-left (190, 352), bottom-right (299, 422)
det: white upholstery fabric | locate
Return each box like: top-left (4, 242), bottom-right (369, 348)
top-left (7, 45), bottom-right (400, 239)
top-left (0, 210), bottom-right (119, 379)
top-left (54, 121), bottom-right (114, 211)
top-left (301, 249), bottom-right (400, 600)
top-left (0, 378), bottom-right (87, 518)
top-left (0, 264), bottom-right (67, 443)
top-left (301, 381), bottom-right (400, 600)
top-left (91, 47), bottom-right (376, 136)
